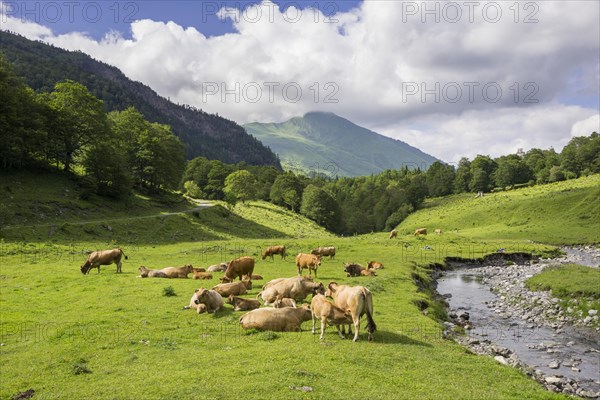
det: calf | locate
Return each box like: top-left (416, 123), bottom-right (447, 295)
top-left (343, 263), bottom-right (365, 277)
top-left (367, 261), bottom-right (384, 270)
top-left (226, 295), bottom-right (260, 311)
top-left (272, 295), bottom-right (297, 309)
top-left (434, 229), bottom-right (443, 235)
top-left (311, 294), bottom-right (353, 340)
top-left (193, 271), bottom-right (213, 280)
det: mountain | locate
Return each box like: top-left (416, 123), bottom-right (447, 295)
top-left (244, 112), bottom-right (438, 177)
top-left (0, 30), bottom-right (280, 168)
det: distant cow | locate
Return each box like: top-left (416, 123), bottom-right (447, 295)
top-left (343, 263), bottom-right (365, 277)
top-left (360, 269), bottom-right (377, 277)
top-left (226, 295), bottom-right (260, 311)
top-left (434, 229), bottom-right (442, 235)
top-left (262, 245), bottom-right (286, 260)
top-left (239, 305), bottom-right (312, 332)
top-left (367, 261), bottom-right (384, 270)
top-left (311, 246), bottom-right (336, 260)
top-left (414, 228), bottom-right (427, 236)
top-left (139, 265), bottom-right (193, 278)
top-left (193, 271), bottom-right (213, 280)
top-left (272, 295), bottom-right (297, 309)
top-left (212, 279), bottom-right (252, 297)
top-left (311, 294), bottom-right (353, 340)
top-left (207, 263), bottom-right (228, 273)
top-left (81, 248), bottom-right (127, 274)
top-left (296, 253), bottom-right (321, 278)
top-left (258, 276), bottom-right (324, 305)
top-left (184, 288), bottom-right (223, 314)
top-left (325, 282), bottom-right (376, 342)
top-left (221, 257), bottom-right (255, 282)
top-left (389, 229), bottom-right (398, 239)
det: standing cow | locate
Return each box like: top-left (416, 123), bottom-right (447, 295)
top-left (81, 248), bottom-right (127, 274)
top-left (414, 228), bottom-right (427, 236)
top-left (389, 229), bottom-right (398, 239)
top-left (311, 247), bottom-right (336, 260)
top-left (325, 282), bottom-right (376, 342)
top-left (296, 253), bottom-right (321, 278)
top-left (221, 257), bottom-right (255, 282)
top-left (261, 245), bottom-right (287, 260)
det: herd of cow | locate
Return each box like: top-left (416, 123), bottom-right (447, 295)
top-left (79, 245), bottom-right (380, 341)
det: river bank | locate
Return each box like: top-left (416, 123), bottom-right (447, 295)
top-left (438, 247), bottom-right (600, 398)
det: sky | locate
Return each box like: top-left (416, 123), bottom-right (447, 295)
top-left (1, 0), bottom-right (599, 163)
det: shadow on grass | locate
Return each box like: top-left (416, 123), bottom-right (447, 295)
top-left (374, 330), bottom-right (434, 347)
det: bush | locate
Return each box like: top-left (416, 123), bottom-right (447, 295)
top-left (162, 286), bottom-right (176, 297)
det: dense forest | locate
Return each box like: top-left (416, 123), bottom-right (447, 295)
top-left (1, 47), bottom-right (598, 235)
top-left (0, 31), bottom-right (280, 167)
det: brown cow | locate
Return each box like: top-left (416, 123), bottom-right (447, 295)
top-left (360, 269), bottom-right (377, 277)
top-left (226, 295), bottom-right (260, 311)
top-left (221, 257), bottom-right (255, 283)
top-left (184, 288), bottom-right (223, 313)
top-left (212, 279), bottom-right (252, 297)
top-left (272, 295), bottom-right (297, 309)
top-left (311, 246), bottom-right (336, 260)
top-left (258, 276), bottom-right (324, 304)
top-left (250, 274), bottom-right (263, 280)
top-left (389, 229), bottom-right (398, 239)
top-left (207, 263), bottom-right (228, 273)
top-left (311, 294), bottom-right (353, 340)
top-left (343, 263), bottom-right (365, 277)
top-left (261, 245), bottom-right (287, 260)
top-left (296, 253), bottom-right (321, 278)
top-left (325, 282), bottom-right (376, 342)
top-left (414, 228), bottom-right (427, 236)
top-left (192, 271), bottom-right (213, 280)
top-left (367, 261), bottom-right (384, 270)
top-left (80, 248), bottom-right (127, 274)
top-left (434, 229), bottom-right (443, 235)
top-left (239, 305), bottom-right (312, 332)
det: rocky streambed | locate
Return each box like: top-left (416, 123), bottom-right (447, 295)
top-left (437, 247), bottom-right (600, 398)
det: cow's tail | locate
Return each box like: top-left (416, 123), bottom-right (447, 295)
top-left (362, 289), bottom-right (376, 339)
top-left (120, 248), bottom-right (128, 260)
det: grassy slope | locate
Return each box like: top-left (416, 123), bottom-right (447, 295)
top-left (3, 173), bottom-right (597, 399)
top-left (398, 175), bottom-right (600, 245)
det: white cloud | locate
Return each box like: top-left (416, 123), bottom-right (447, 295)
top-left (571, 114), bottom-right (600, 137)
top-left (2, 0), bottom-right (598, 163)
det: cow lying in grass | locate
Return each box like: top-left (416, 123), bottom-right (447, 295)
top-left (367, 261), bottom-right (384, 270)
top-left (212, 279), bottom-right (252, 297)
top-left (272, 295), bottom-right (297, 308)
top-left (184, 288), bottom-right (223, 314)
top-left (239, 305), bottom-right (312, 332)
top-left (207, 263), bottom-right (228, 272)
top-left (138, 265), bottom-right (193, 278)
top-left (227, 295), bottom-right (260, 311)
top-left (343, 263), bottom-right (377, 277)
top-left (80, 248), bottom-right (127, 274)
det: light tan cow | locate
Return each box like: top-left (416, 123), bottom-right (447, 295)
top-left (212, 279), bottom-right (252, 297)
top-left (139, 265), bottom-right (193, 278)
top-left (80, 248), bottom-right (127, 274)
top-left (184, 288), bottom-right (223, 314)
top-left (272, 295), bottom-right (297, 308)
top-left (207, 263), bottom-right (228, 273)
top-left (311, 246), bottom-right (336, 260)
top-left (434, 229), bottom-right (442, 235)
top-left (389, 229), bottom-right (398, 239)
top-left (239, 305), bottom-right (312, 332)
top-left (296, 253), bottom-right (321, 278)
top-left (258, 276), bottom-right (324, 305)
top-left (367, 261), bottom-right (384, 270)
top-left (311, 294), bottom-right (353, 340)
top-left (414, 228), bottom-right (427, 236)
top-left (192, 271), bottom-right (213, 280)
top-left (262, 245), bottom-right (287, 260)
top-left (325, 282), bottom-right (376, 342)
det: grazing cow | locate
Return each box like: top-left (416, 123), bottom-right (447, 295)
top-left (138, 266), bottom-right (168, 278)
top-left (80, 248), bottom-right (127, 274)
top-left (434, 229), bottom-right (442, 235)
top-left (311, 294), bottom-right (353, 340)
top-left (193, 271), bottom-right (213, 280)
top-left (207, 263), bottom-right (228, 273)
top-left (414, 228), bottom-right (427, 236)
top-left (226, 295), bottom-right (260, 311)
top-left (389, 229), bottom-right (398, 239)
top-left (212, 279), bottom-right (252, 297)
top-left (221, 257), bottom-right (255, 283)
top-left (184, 288), bottom-right (223, 313)
top-left (261, 245), bottom-right (287, 260)
top-left (239, 305), bottom-right (312, 332)
top-left (325, 282), bottom-right (376, 342)
top-left (367, 261), bottom-right (384, 270)
top-left (343, 263), bottom-right (365, 277)
top-left (272, 295), bottom-right (297, 308)
top-left (296, 253), bottom-right (321, 278)
top-left (258, 276), bottom-right (324, 305)
top-left (311, 246), bottom-right (336, 260)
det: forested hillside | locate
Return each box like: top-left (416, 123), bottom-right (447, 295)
top-left (0, 31), bottom-right (280, 167)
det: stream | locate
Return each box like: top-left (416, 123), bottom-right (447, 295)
top-left (437, 249), bottom-right (600, 398)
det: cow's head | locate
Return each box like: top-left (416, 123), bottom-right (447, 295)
top-left (194, 288), bottom-right (209, 304)
top-left (226, 294), bottom-right (235, 305)
top-left (325, 282), bottom-right (338, 297)
top-left (261, 252), bottom-right (267, 260)
top-left (80, 263), bottom-right (91, 274)
top-left (220, 276), bottom-right (232, 283)
top-left (184, 264), bottom-right (193, 274)
top-left (312, 282), bottom-right (325, 295)
top-left (138, 266), bottom-right (149, 277)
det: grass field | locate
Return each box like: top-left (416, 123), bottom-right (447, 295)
top-left (1, 171), bottom-right (598, 399)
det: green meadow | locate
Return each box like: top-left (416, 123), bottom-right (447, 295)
top-left (1, 172), bottom-right (598, 399)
